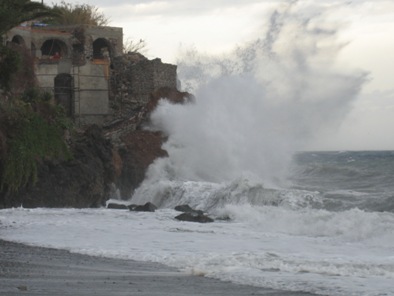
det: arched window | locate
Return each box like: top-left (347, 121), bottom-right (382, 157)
top-left (40, 39), bottom-right (68, 59)
top-left (11, 35), bottom-right (25, 46)
top-left (92, 38), bottom-right (111, 59)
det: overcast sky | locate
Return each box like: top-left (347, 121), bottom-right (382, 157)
top-left (45, 0), bottom-right (394, 151)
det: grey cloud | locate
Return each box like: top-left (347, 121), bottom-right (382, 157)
top-left (95, 0), bottom-right (389, 18)
top-left (92, 0), bottom-right (276, 16)
top-left (48, 0), bottom-right (393, 24)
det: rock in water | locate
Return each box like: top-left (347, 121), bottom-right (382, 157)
top-left (107, 203), bottom-right (129, 210)
top-left (129, 202), bottom-right (157, 212)
top-left (174, 204), bottom-right (204, 215)
top-left (175, 212), bottom-right (214, 223)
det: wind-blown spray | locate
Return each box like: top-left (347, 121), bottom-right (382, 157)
top-left (132, 2), bottom-right (366, 207)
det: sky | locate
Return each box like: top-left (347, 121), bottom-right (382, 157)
top-left (43, 0), bottom-right (394, 151)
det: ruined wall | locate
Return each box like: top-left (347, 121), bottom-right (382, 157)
top-left (131, 58), bottom-right (177, 97)
top-left (110, 56), bottom-right (177, 119)
top-left (85, 26), bottom-right (123, 58)
top-left (5, 25), bottom-right (177, 126)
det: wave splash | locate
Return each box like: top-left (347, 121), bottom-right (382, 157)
top-left (132, 2), bottom-right (366, 208)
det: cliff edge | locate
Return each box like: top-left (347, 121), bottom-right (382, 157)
top-left (0, 87), bottom-right (192, 208)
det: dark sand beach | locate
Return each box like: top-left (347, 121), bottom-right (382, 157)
top-left (0, 239), bottom-right (318, 296)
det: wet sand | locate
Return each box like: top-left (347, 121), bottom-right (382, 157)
top-left (0, 239), bottom-right (317, 296)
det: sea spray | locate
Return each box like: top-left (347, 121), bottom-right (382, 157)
top-left (132, 2), bottom-right (366, 207)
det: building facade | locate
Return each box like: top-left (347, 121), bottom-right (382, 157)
top-left (4, 23), bottom-right (178, 126)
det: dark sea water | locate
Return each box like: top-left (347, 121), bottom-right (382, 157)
top-left (290, 151), bottom-right (394, 213)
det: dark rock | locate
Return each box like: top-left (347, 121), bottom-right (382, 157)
top-left (0, 125), bottom-right (115, 208)
top-left (215, 215), bottom-right (231, 221)
top-left (144, 87), bottom-right (194, 119)
top-left (115, 130), bottom-right (167, 199)
top-left (174, 204), bottom-right (204, 215)
top-left (0, 85), bottom-right (193, 208)
top-left (107, 203), bottom-right (128, 210)
top-left (175, 212), bottom-right (214, 223)
top-left (129, 202), bottom-right (157, 212)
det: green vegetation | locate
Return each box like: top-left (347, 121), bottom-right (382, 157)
top-left (0, 0), bottom-right (56, 36)
top-left (0, 46), bottom-right (20, 91)
top-left (0, 0), bottom-right (54, 92)
top-left (0, 91), bottom-right (72, 193)
top-left (47, 1), bottom-right (109, 26)
top-left (0, 1), bottom-right (72, 193)
top-left (0, 45), bottom-right (72, 192)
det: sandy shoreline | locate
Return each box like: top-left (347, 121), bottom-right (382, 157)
top-left (0, 239), bottom-right (318, 296)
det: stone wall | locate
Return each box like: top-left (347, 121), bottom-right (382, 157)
top-left (5, 24), bottom-right (178, 126)
top-left (130, 58), bottom-right (177, 97)
top-left (110, 55), bottom-right (177, 119)
top-left (5, 24), bottom-right (123, 126)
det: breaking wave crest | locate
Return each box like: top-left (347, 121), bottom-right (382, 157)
top-left (133, 175), bottom-right (322, 212)
top-left (133, 175), bottom-right (394, 243)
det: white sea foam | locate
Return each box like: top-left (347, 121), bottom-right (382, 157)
top-left (1, 206), bottom-right (393, 296)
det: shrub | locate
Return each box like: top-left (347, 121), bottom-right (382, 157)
top-left (0, 45), bottom-right (20, 91)
top-left (0, 92), bottom-right (72, 193)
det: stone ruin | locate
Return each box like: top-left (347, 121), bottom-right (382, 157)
top-left (4, 23), bottom-right (178, 126)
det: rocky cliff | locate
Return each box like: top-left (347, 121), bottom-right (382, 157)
top-left (0, 87), bottom-right (192, 208)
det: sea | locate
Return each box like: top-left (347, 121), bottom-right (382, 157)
top-left (1, 150), bottom-right (393, 296)
top-left (1, 3), bottom-right (393, 295)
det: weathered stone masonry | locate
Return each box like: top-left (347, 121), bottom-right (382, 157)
top-left (110, 54), bottom-right (177, 119)
top-left (4, 23), bottom-right (178, 126)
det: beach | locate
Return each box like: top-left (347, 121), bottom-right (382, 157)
top-left (0, 239), bottom-right (317, 296)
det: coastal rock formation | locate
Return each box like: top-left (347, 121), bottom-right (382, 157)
top-left (0, 125), bottom-right (114, 208)
top-left (115, 130), bottom-right (167, 199)
top-left (107, 203), bottom-right (129, 210)
top-left (106, 86), bottom-right (192, 199)
top-left (175, 212), bottom-right (214, 223)
top-left (0, 87), bottom-right (190, 208)
top-left (129, 202), bottom-right (157, 212)
top-left (174, 204), bottom-right (214, 223)
top-left (174, 204), bottom-right (204, 216)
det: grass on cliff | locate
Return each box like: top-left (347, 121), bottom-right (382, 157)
top-left (0, 89), bottom-right (73, 193)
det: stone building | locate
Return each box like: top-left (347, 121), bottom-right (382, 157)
top-left (4, 23), bottom-right (177, 125)
top-left (110, 54), bottom-right (178, 119)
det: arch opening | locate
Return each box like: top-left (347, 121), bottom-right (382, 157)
top-left (11, 35), bottom-right (25, 46)
top-left (92, 38), bottom-right (111, 59)
top-left (41, 39), bottom-right (68, 59)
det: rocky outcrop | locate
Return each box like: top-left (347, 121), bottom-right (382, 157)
top-left (105, 86), bottom-right (192, 199)
top-left (175, 204), bottom-right (204, 216)
top-left (174, 204), bottom-right (214, 223)
top-left (129, 202), bottom-right (157, 212)
top-left (0, 125), bottom-right (114, 208)
top-left (175, 212), bottom-right (214, 223)
top-left (115, 130), bottom-right (167, 198)
top-left (107, 203), bottom-right (129, 210)
top-left (144, 86), bottom-right (194, 116)
top-left (0, 87), bottom-right (191, 208)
